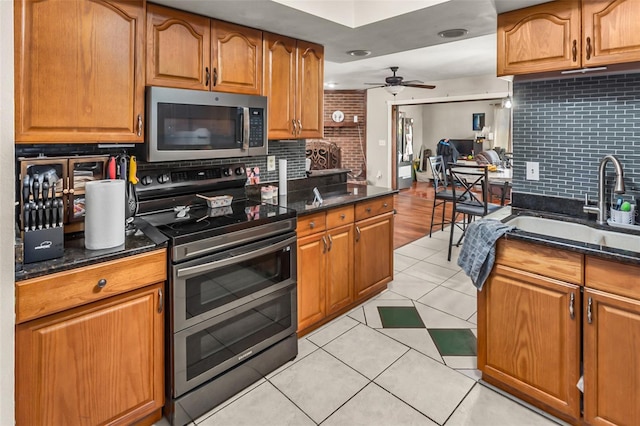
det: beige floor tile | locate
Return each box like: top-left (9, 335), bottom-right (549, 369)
top-left (458, 369), bottom-right (482, 381)
top-left (411, 234), bottom-right (451, 251)
top-left (402, 261), bottom-right (459, 285)
top-left (388, 272), bottom-right (438, 300)
top-left (417, 285), bottom-right (477, 320)
top-left (395, 243), bottom-right (441, 260)
top-left (380, 328), bottom-right (443, 364)
top-left (441, 271), bottom-right (477, 296)
top-left (395, 252), bottom-right (421, 271)
top-left (443, 356), bottom-right (477, 369)
top-left (266, 337), bottom-right (318, 379)
top-left (306, 315), bottom-right (359, 347)
top-left (414, 301), bottom-right (476, 329)
top-left (347, 306), bottom-right (366, 323)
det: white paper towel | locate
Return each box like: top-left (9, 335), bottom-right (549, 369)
top-left (279, 159), bottom-right (288, 195)
top-left (84, 179), bottom-right (125, 250)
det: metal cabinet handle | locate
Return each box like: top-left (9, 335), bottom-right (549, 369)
top-left (322, 236), bottom-right (327, 253)
top-left (213, 67), bottom-right (218, 86)
top-left (96, 278), bottom-right (107, 289)
top-left (586, 37), bottom-right (592, 60)
top-left (572, 40), bottom-right (577, 62)
top-left (340, 214), bottom-right (346, 220)
top-left (327, 234), bottom-right (333, 251)
top-left (366, 207), bottom-right (372, 213)
top-left (309, 221), bottom-right (315, 229)
top-left (355, 226), bottom-right (361, 242)
top-left (158, 288), bottom-right (164, 313)
top-left (292, 119), bottom-right (297, 135)
top-left (587, 297), bottom-right (593, 324)
top-left (205, 67), bottom-right (210, 86)
top-left (297, 119), bottom-right (302, 134)
top-left (569, 293), bottom-right (575, 319)
top-left (137, 114), bottom-right (143, 137)
top-left (383, 203), bottom-right (388, 208)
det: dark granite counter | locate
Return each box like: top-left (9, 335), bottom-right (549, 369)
top-left (276, 184), bottom-right (397, 215)
top-left (15, 217), bottom-right (168, 282)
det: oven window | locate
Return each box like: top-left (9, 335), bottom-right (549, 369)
top-left (184, 247), bottom-right (291, 320)
top-left (186, 291), bottom-right (292, 380)
top-left (157, 103), bottom-right (241, 150)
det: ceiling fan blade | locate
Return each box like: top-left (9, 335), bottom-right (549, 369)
top-left (364, 82), bottom-right (385, 86)
top-left (404, 83), bottom-right (436, 89)
top-left (402, 79), bottom-right (424, 84)
top-left (364, 85), bottom-right (385, 89)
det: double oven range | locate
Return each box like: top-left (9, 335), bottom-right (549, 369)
top-left (135, 163), bottom-right (298, 425)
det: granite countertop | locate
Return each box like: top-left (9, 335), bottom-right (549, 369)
top-left (15, 218), bottom-right (168, 282)
top-left (493, 206), bottom-right (640, 265)
top-left (273, 184), bottom-right (398, 215)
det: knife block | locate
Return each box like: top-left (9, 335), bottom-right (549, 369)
top-left (24, 226), bottom-right (64, 264)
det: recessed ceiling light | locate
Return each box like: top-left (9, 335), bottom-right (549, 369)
top-left (437, 29), bottom-right (468, 38)
top-left (346, 50), bottom-right (371, 57)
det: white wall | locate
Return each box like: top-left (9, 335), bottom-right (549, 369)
top-left (365, 74), bottom-right (509, 187)
top-left (0, 1), bottom-right (15, 421)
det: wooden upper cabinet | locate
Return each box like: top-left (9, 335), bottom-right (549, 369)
top-left (15, 0), bottom-right (145, 143)
top-left (296, 40), bottom-right (324, 139)
top-left (498, 0), bottom-right (640, 76)
top-left (146, 3), bottom-right (211, 90)
top-left (263, 33), bottom-right (297, 139)
top-left (211, 20), bottom-right (262, 95)
top-left (497, 0), bottom-right (580, 76)
top-left (582, 0), bottom-right (640, 67)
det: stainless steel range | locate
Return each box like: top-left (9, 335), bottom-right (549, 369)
top-left (135, 163), bottom-right (297, 425)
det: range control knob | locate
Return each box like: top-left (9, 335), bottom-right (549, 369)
top-left (140, 175), bottom-right (153, 186)
top-left (222, 168), bottom-right (232, 177)
top-left (157, 174), bottom-right (170, 184)
top-left (235, 166), bottom-right (245, 176)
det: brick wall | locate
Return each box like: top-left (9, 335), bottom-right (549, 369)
top-left (307, 90), bottom-right (367, 180)
top-left (513, 73), bottom-right (640, 202)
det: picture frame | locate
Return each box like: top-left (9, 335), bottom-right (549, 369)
top-left (472, 113), bottom-right (485, 131)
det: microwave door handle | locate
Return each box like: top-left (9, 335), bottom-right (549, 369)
top-left (242, 107), bottom-right (250, 151)
top-left (176, 235), bottom-right (296, 278)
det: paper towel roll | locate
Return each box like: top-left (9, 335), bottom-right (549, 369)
top-left (279, 159), bottom-right (288, 195)
top-left (84, 179), bottom-right (125, 250)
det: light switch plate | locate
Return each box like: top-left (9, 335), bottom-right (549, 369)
top-left (378, 139), bottom-right (386, 146)
top-left (526, 161), bottom-right (539, 180)
top-left (267, 155), bottom-right (276, 171)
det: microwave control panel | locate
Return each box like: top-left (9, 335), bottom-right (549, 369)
top-left (248, 108), bottom-right (264, 148)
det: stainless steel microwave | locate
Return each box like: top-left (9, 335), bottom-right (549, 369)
top-left (142, 87), bottom-right (267, 162)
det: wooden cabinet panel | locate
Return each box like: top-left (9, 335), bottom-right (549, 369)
top-left (297, 233), bottom-right (326, 331)
top-left (263, 32), bottom-right (297, 139)
top-left (479, 264), bottom-right (581, 420)
top-left (326, 205), bottom-right (354, 229)
top-left (296, 211), bottom-right (326, 238)
top-left (326, 223), bottom-right (354, 315)
top-left (16, 283), bottom-right (164, 425)
top-left (583, 0), bottom-right (640, 67)
top-left (585, 255), bottom-right (640, 299)
top-left (355, 195), bottom-right (394, 221)
top-left (146, 3), bottom-right (211, 89)
top-left (16, 249), bottom-right (167, 323)
top-left (583, 288), bottom-right (640, 426)
top-left (15, 0), bottom-right (145, 142)
top-left (211, 20), bottom-right (262, 95)
top-left (354, 212), bottom-right (394, 300)
top-left (296, 40), bottom-right (324, 139)
top-left (495, 239), bottom-right (583, 285)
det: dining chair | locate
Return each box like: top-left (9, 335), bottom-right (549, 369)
top-left (427, 155), bottom-right (456, 237)
top-left (447, 164), bottom-right (503, 261)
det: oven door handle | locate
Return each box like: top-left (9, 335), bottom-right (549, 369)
top-left (176, 235), bottom-right (296, 278)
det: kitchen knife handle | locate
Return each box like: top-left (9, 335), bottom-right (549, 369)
top-left (44, 200), bottom-right (51, 228)
top-left (51, 199), bottom-right (58, 228)
top-left (37, 201), bottom-right (43, 229)
top-left (33, 175), bottom-right (40, 204)
top-left (42, 179), bottom-right (49, 203)
top-left (57, 199), bottom-right (64, 227)
top-left (119, 155), bottom-right (128, 180)
top-left (22, 175), bottom-right (31, 206)
top-left (129, 156), bottom-right (139, 184)
top-left (30, 202), bottom-right (36, 231)
top-left (108, 156), bottom-right (116, 179)
top-left (23, 203), bottom-right (30, 232)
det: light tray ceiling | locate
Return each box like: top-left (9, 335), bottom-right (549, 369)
top-left (151, 0), bottom-right (551, 90)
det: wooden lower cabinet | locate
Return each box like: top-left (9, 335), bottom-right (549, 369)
top-left (354, 212), bottom-right (394, 300)
top-left (478, 264), bottom-right (581, 422)
top-left (583, 288), bottom-right (640, 426)
top-left (16, 282), bottom-right (164, 425)
top-left (326, 223), bottom-right (355, 315)
top-left (297, 232), bottom-right (327, 331)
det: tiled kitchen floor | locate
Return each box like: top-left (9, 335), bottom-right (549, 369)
top-left (160, 227), bottom-right (562, 426)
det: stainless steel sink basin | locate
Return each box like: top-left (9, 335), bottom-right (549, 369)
top-left (505, 216), bottom-right (640, 254)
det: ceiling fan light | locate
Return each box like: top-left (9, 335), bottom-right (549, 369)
top-left (385, 85), bottom-right (404, 96)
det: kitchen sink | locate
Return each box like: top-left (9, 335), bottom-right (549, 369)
top-left (505, 216), bottom-right (640, 254)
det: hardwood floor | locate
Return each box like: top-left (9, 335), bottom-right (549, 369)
top-left (393, 181), bottom-right (453, 249)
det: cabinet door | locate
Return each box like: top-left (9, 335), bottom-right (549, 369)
top-left (297, 232), bottom-right (326, 331)
top-left (15, 0), bottom-right (145, 142)
top-left (263, 32), bottom-right (297, 139)
top-left (211, 20), bottom-right (262, 95)
top-left (354, 212), bottom-right (394, 300)
top-left (296, 40), bottom-right (324, 139)
top-left (582, 0), bottom-right (640, 67)
top-left (16, 283), bottom-right (165, 425)
top-left (146, 4), bottom-right (211, 90)
top-left (497, 0), bottom-right (580, 76)
top-left (326, 223), bottom-right (354, 315)
top-left (583, 288), bottom-right (640, 426)
top-left (478, 264), bottom-right (581, 421)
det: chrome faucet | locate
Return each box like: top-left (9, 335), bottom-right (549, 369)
top-left (583, 154), bottom-right (625, 225)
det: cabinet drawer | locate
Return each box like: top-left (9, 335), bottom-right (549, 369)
top-left (585, 256), bottom-right (640, 300)
top-left (326, 205), bottom-right (354, 229)
top-left (355, 196), bottom-right (393, 221)
top-left (297, 212), bottom-right (326, 237)
top-left (16, 249), bottom-right (167, 323)
top-left (496, 239), bottom-right (583, 285)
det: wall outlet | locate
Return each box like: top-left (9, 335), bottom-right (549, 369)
top-left (267, 155), bottom-right (276, 172)
top-left (353, 115), bottom-right (358, 123)
top-left (376, 170), bottom-right (382, 179)
top-left (526, 161), bottom-right (540, 180)
top-left (378, 139), bottom-right (386, 146)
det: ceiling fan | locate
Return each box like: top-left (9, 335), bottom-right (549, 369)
top-left (365, 66), bottom-right (436, 95)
